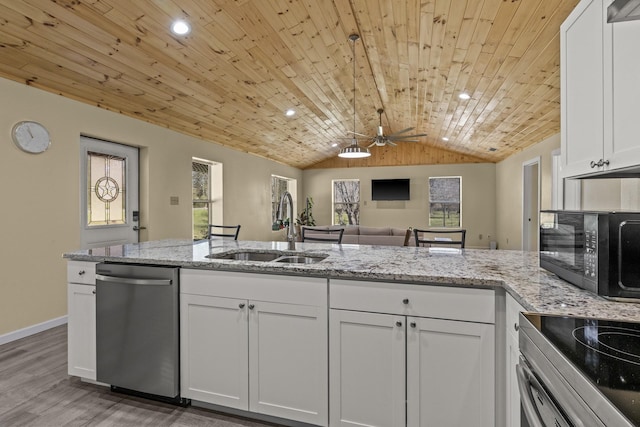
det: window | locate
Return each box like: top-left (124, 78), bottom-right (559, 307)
top-left (271, 175), bottom-right (296, 229)
top-left (192, 161), bottom-right (213, 240)
top-left (87, 151), bottom-right (126, 226)
top-left (192, 160), bottom-right (223, 240)
top-left (333, 179), bottom-right (360, 225)
top-left (429, 176), bottom-right (461, 227)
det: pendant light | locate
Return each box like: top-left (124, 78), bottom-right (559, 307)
top-left (339, 34), bottom-right (371, 159)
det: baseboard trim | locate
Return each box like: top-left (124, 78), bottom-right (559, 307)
top-left (0, 316), bottom-right (68, 346)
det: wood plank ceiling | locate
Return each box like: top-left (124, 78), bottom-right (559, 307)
top-left (0, 0), bottom-right (579, 169)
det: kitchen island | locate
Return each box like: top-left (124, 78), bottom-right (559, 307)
top-left (64, 238), bottom-right (640, 321)
top-left (64, 239), bottom-right (640, 427)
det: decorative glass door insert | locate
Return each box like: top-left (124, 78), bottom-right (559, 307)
top-left (87, 151), bottom-right (126, 226)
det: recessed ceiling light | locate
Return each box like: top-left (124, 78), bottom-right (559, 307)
top-left (331, 143), bottom-right (338, 147)
top-left (442, 137), bottom-right (449, 142)
top-left (285, 109), bottom-right (296, 117)
top-left (458, 92), bottom-right (471, 100)
top-left (171, 20), bottom-right (191, 35)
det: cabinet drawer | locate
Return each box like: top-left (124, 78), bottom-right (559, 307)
top-left (330, 279), bottom-right (495, 324)
top-left (180, 269), bottom-right (327, 307)
top-left (67, 261), bottom-right (97, 285)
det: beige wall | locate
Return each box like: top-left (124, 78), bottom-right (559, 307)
top-left (495, 133), bottom-right (560, 250)
top-left (0, 77), bottom-right (301, 335)
top-left (302, 163), bottom-right (497, 249)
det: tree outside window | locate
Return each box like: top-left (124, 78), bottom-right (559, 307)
top-left (429, 177), bottom-right (461, 227)
top-left (333, 180), bottom-right (360, 225)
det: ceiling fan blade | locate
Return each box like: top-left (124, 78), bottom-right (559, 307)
top-left (386, 140), bottom-right (397, 147)
top-left (346, 130), bottom-right (369, 137)
top-left (367, 141), bottom-right (377, 148)
top-left (393, 140), bottom-right (420, 143)
top-left (387, 127), bottom-right (415, 137)
top-left (388, 133), bottom-right (428, 140)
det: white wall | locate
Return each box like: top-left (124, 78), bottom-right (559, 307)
top-left (0, 77), bottom-right (301, 335)
top-left (302, 163), bottom-right (496, 249)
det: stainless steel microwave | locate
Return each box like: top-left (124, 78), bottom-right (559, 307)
top-left (539, 210), bottom-right (640, 300)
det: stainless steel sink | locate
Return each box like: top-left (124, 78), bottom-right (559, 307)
top-left (274, 255), bottom-right (327, 264)
top-left (206, 250), bottom-right (327, 264)
top-left (206, 251), bottom-right (283, 261)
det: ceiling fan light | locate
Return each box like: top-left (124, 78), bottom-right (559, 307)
top-left (338, 145), bottom-right (371, 158)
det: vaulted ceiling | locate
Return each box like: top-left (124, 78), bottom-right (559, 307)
top-left (0, 0), bottom-right (578, 169)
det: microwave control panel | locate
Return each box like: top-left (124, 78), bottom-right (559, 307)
top-left (584, 214), bottom-right (598, 279)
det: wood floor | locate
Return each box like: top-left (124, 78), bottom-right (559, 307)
top-left (0, 325), bottom-right (278, 427)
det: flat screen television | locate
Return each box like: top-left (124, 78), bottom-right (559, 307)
top-left (371, 179), bottom-right (410, 201)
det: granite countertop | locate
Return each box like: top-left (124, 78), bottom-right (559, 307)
top-left (63, 239), bottom-right (640, 322)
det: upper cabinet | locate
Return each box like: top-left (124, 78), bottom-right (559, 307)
top-left (561, 0), bottom-right (640, 178)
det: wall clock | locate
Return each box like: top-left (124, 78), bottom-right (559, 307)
top-left (12, 121), bottom-right (51, 154)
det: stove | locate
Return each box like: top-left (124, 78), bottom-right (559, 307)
top-left (519, 312), bottom-right (640, 426)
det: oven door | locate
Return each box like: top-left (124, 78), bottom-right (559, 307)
top-left (516, 357), bottom-right (573, 427)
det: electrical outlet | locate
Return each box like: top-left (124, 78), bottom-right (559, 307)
top-left (478, 234), bottom-right (483, 240)
top-left (170, 196), bottom-right (179, 205)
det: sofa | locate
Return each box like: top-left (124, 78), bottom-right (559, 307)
top-left (300, 225), bottom-right (415, 246)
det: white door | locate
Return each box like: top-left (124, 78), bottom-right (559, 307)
top-left (180, 294), bottom-right (249, 409)
top-left (522, 158), bottom-right (540, 252)
top-left (80, 136), bottom-right (139, 248)
top-left (248, 301), bottom-right (328, 426)
top-left (406, 316), bottom-right (495, 427)
top-left (329, 309), bottom-right (406, 427)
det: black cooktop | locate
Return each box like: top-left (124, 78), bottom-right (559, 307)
top-left (527, 313), bottom-right (640, 425)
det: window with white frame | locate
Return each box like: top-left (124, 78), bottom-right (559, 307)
top-left (333, 179), bottom-right (360, 225)
top-left (192, 159), bottom-right (223, 240)
top-left (428, 176), bottom-right (461, 227)
top-left (271, 175), bottom-right (296, 229)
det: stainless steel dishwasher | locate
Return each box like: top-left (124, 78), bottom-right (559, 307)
top-left (95, 263), bottom-right (187, 405)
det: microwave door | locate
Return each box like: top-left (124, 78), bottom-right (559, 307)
top-left (617, 220), bottom-right (640, 294)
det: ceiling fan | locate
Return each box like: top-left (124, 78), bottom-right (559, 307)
top-left (366, 108), bottom-right (427, 148)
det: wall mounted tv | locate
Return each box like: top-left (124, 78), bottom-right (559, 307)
top-left (371, 179), bottom-right (410, 201)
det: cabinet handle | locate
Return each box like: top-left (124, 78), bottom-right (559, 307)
top-left (410, 322), bottom-right (416, 328)
top-left (395, 321), bottom-right (403, 327)
top-left (239, 303), bottom-right (246, 309)
top-left (514, 323), bottom-right (519, 332)
top-left (78, 270), bottom-right (85, 276)
top-left (248, 304), bottom-right (255, 310)
top-left (402, 298), bottom-right (409, 305)
top-left (590, 159), bottom-right (611, 168)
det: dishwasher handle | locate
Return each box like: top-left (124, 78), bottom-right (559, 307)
top-left (96, 274), bottom-right (173, 286)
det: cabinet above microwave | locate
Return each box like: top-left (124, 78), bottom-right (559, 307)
top-left (561, 0), bottom-right (640, 179)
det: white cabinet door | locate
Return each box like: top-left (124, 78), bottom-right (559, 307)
top-left (249, 301), bottom-right (328, 426)
top-left (67, 283), bottom-right (96, 380)
top-left (604, 10), bottom-right (640, 171)
top-left (505, 295), bottom-right (526, 427)
top-left (180, 294), bottom-right (249, 409)
top-left (561, 0), bottom-right (606, 177)
top-left (329, 309), bottom-right (406, 427)
top-left (407, 317), bottom-right (495, 427)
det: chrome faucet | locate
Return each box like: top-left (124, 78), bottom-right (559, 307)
top-left (278, 191), bottom-right (296, 250)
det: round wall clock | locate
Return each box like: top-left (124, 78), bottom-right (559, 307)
top-left (12, 121), bottom-right (51, 154)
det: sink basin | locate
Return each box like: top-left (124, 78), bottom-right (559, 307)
top-left (274, 255), bottom-right (328, 264)
top-left (207, 251), bottom-right (283, 261)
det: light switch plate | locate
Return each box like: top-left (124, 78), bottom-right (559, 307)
top-left (170, 196), bottom-right (179, 205)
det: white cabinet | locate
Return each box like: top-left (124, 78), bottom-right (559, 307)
top-left (561, 0), bottom-right (640, 177)
top-left (67, 261), bottom-right (97, 380)
top-left (505, 293), bottom-right (526, 427)
top-left (180, 269), bottom-right (328, 426)
top-left (329, 279), bottom-right (495, 427)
